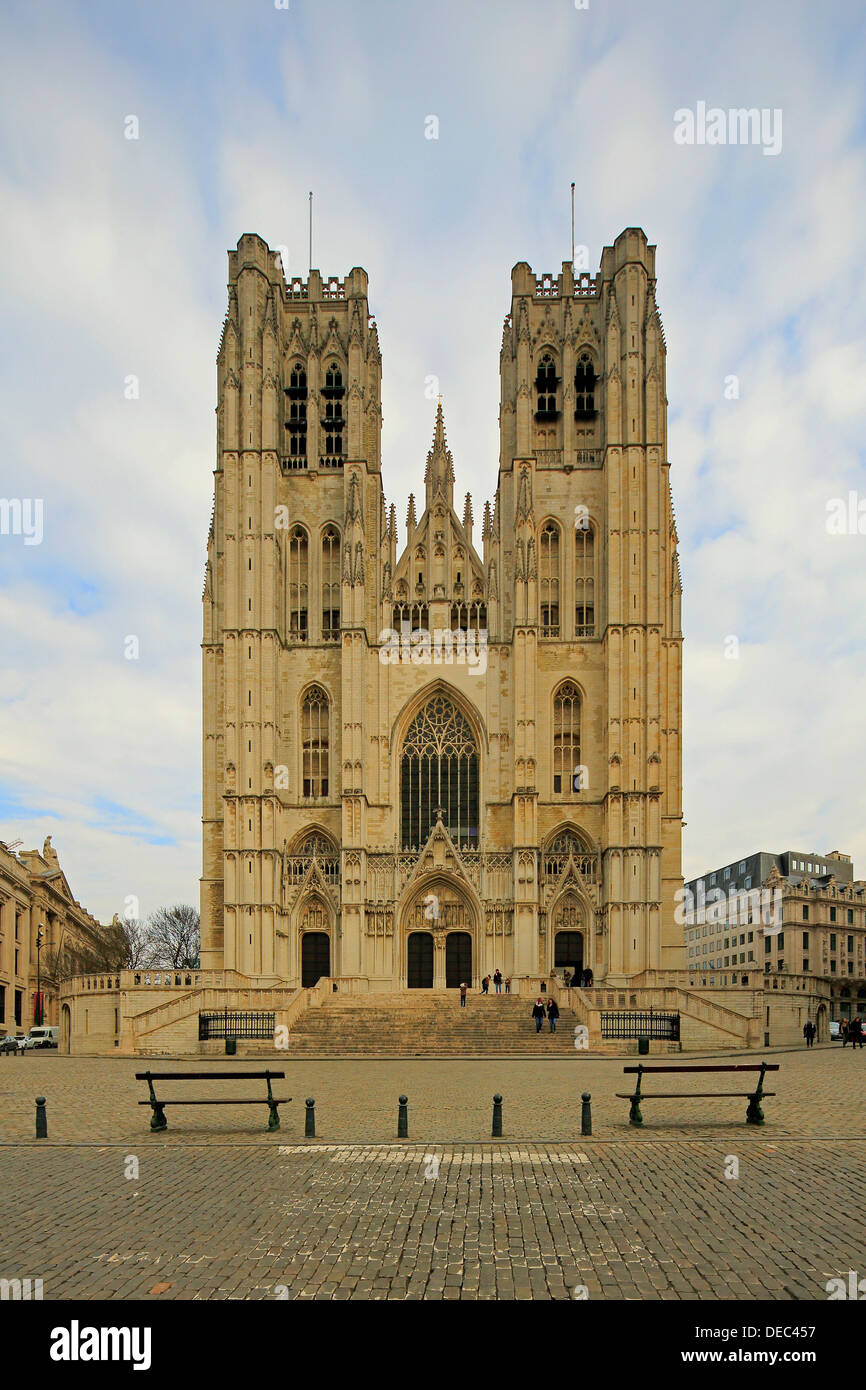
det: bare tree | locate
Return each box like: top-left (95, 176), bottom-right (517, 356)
top-left (145, 904), bottom-right (201, 969)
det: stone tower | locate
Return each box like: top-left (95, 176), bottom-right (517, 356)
top-left (201, 228), bottom-right (685, 990)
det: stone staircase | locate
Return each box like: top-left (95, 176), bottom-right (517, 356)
top-left (286, 991), bottom-right (582, 1057)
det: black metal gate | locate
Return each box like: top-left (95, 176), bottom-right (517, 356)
top-left (198, 1011), bottom-right (275, 1040)
top-left (301, 932), bottom-right (330, 987)
top-left (600, 1010), bottom-right (680, 1040)
top-left (445, 932), bottom-right (472, 988)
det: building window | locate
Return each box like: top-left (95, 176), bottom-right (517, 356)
top-left (574, 351), bottom-right (597, 419)
top-left (552, 681), bottom-right (581, 797)
top-left (802, 931), bottom-right (809, 949)
top-left (830, 934), bottom-right (836, 952)
top-left (848, 909), bottom-right (854, 924)
top-left (574, 523), bottom-right (595, 636)
top-left (393, 601), bottom-right (429, 634)
top-left (400, 694), bottom-right (478, 849)
top-left (535, 354), bottom-right (559, 420)
top-left (321, 362), bottom-right (345, 464)
top-left (285, 363), bottom-right (307, 467)
top-left (451, 602), bottom-right (487, 637)
top-left (539, 522), bottom-right (560, 636)
top-left (288, 526), bottom-right (309, 641)
top-left (803, 905), bottom-right (809, 921)
top-left (301, 686), bottom-right (329, 798)
top-left (321, 527), bottom-right (340, 640)
top-left (803, 958), bottom-right (809, 972)
top-left (830, 906), bottom-right (837, 923)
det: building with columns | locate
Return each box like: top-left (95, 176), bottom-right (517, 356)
top-left (200, 227), bottom-right (687, 994)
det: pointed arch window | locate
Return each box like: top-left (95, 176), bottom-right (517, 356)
top-left (401, 694), bottom-right (479, 849)
top-left (574, 352), bottom-right (597, 419)
top-left (539, 522), bottom-right (560, 637)
top-left (575, 522), bottom-right (596, 637)
top-left (321, 362), bottom-right (345, 466)
top-left (322, 527), bottom-right (341, 641)
top-left (285, 363), bottom-right (307, 468)
top-left (302, 686), bottom-right (329, 798)
top-left (553, 681), bottom-right (581, 796)
top-left (535, 353), bottom-right (559, 420)
top-left (288, 527), bottom-right (308, 641)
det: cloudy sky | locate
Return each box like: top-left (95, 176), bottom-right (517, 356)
top-left (1, 0), bottom-right (865, 920)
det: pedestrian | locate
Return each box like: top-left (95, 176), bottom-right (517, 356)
top-left (494, 969), bottom-right (502, 994)
top-left (851, 1016), bottom-right (864, 1050)
top-left (481, 975), bottom-right (490, 995)
top-left (803, 1020), bottom-right (815, 1048)
top-left (547, 996), bottom-right (560, 1033)
top-left (563, 968), bottom-right (572, 989)
top-left (459, 981), bottom-right (468, 1009)
top-left (584, 967), bottom-right (593, 988)
top-left (505, 977), bottom-right (511, 994)
top-left (841, 1019), bottom-right (849, 1047)
top-left (532, 998), bottom-right (546, 1034)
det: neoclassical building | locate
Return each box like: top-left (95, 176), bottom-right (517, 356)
top-left (200, 228), bottom-right (687, 993)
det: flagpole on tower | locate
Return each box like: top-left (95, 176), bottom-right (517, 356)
top-left (309, 191), bottom-right (313, 275)
top-left (571, 181), bottom-right (575, 267)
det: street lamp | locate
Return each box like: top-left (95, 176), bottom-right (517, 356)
top-left (35, 926), bottom-right (44, 1026)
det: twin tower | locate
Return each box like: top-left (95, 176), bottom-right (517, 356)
top-left (200, 229), bottom-right (686, 994)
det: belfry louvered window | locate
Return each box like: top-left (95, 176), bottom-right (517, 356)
top-left (574, 352), bottom-right (597, 419)
top-left (401, 694), bottom-right (479, 849)
top-left (302, 686), bottom-right (329, 798)
top-left (535, 354), bottom-right (559, 420)
top-left (286, 363), bottom-right (307, 467)
top-left (321, 362), bottom-right (345, 465)
top-left (553, 681), bottom-right (581, 796)
top-left (539, 522), bottom-right (560, 637)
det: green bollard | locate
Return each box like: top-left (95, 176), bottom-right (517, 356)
top-left (398, 1094), bottom-right (408, 1139)
top-left (492, 1093), bottom-right (503, 1138)
top-left (581, 1092), bottom-right (592, 1136)
top-left (305, 1097), bottom-right (316, 1138)
top-left (35, 1095), bottom-right (47, 1139)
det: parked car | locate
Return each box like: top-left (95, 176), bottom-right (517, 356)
top-left (829, 1020), bottom-right (841, 1040)
top-left (21, 1025), bottom-right (59, 1050)
top-left (0, 1033), bottom-right (24, 1053)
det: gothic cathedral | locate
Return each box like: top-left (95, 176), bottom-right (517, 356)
top-left (201, 228), bottom-right (686, 992)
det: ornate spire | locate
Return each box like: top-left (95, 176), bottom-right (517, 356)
top-left (424, 400), bottom-right (455, 506)
top-left (406, 493), bottom-right (417, 532)
top-left (462, 492), bottom-right (473, 539)
top-left (482, 500), bottom-right (492, 542)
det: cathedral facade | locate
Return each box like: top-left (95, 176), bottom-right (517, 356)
top-left (200, 227), bottom-right (686, 993)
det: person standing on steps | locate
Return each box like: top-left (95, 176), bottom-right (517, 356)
top-left (546, 996), bottom-right (560, 1033)
top-left (532, 998), bottom-right (546, 1034)
top-left (459, 981), bottom-right (468, 1009)
top-left (493, 969), bottom-right (502, 994)
top-left (481, 975), bottom-right (490, 995)
top-left (505, 977), bottom-right (511, 994)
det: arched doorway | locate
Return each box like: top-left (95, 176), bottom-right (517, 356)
top-left (408, 932), bottom-right (434, 989)
top-left (445, 932), bottom-right (472, 988)
top-left (301, 932), bottom-right (330, 987)
top-left (61, 1003), bottom-right (71, 1055)
top-left (555, 930), bottom-right (584, 980)
top-left (815, 1002), bottom-right (828, 1043)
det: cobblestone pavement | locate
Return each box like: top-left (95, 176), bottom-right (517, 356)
top-left (0, 1045), bottom-right (863, 1144)
top-left (2, 1049), bottom-right (864, 1301)
top-left (2, 1139), bottom-right (864, 1300)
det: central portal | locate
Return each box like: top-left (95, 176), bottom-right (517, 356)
top-left (445, 931), bottom-right (472, 988)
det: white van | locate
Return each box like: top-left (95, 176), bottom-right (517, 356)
top-left (22, 1025), bottom-right (59, 1049)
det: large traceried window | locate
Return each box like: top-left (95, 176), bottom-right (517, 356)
top-left (301, 686), bottom-right (329, 798)
top-left (539, 522), bottom-right (560, 637)
top-left (321, 526), bottom-right (340, 641)
top-left (285, 363), bottom-right (307, 467)
top-left (574, 352), bottom-right (597, 419)
top-left (401, 694), bottom-right (479, 849)
top-left (288, 526), bottom-right (308, 642)
top-left (552, 681), bottom-right (581, 796)
top-left (575, 523), bottom-right (595, 636)
top-left (535, 353), bottom-right (559, 419)
top-left (321, 362), bottom-right (345, 466)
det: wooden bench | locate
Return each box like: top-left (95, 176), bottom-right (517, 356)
top-left (136, 1069), bottom-right (290, 1132)
top-left (617, 1061), bottom-right (779, 1127)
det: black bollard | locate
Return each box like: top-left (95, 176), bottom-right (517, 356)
top-left (581, 1092), bottom-right (592, 1137)
top-left (305, 1097), bottom-right (316, 1138)
top-left (492, 1093), bottom-right (503, 1138)
top-left (35, 1095), bottom-right (47, 1139)
top-left (398, 1094), bottom-right (408, 1139)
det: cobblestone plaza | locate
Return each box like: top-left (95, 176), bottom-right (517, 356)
top-left (2, 1046), bottom-right (864, 1301)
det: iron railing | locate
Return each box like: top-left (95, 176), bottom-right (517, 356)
top-left (198, 1011), bottom-right (276, 1040)
top-left (600, 1010), bottom-right (680, 1040)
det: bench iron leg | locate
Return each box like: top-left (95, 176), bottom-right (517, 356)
top-left (150, 1102), bottom-right (167, 1132)
top-left (265, 1070), bottom-right (280, 1131)
top-left (746, 1062), bottom-right (768, 1125)
top-left (629, 1064), bottom-right (644, 1126)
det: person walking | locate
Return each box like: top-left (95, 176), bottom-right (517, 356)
top-left (841, 1018), bottom-right (849, 1047)
top-left (584, 967), bottom-right (593, 988)
top-left (532, 998), bottom-right (546, 1034)
top-left (547, 996), bottom-right (560, 1033)
top-left (481, 975), bottom-right (490, 995)
top-left (803, 1020), bottom-right (815, 1048)
top-left (493, 969), bottom-right (503, 994)
top-left (459, 981), bottom-right (468, 1009)
top-left (505, 977), bottom-right (511, 994)
top-left (851, 1016), bottom-right (864, 1050)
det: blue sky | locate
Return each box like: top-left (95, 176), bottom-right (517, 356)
top-left (1, 0), bottom-right (865, 918)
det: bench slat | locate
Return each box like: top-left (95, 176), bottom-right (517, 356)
top-left (622, 1064), bottom-right (779, 1074)
top-left (138, 1098), bottom-right (290, 1106)
top-left (136, 1071), bottom-right (285, 1081)
top-left (616, 1091), bottom-right (777, 1100)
